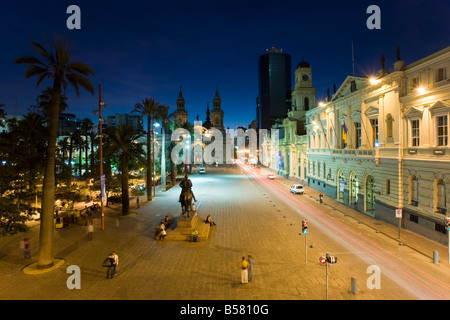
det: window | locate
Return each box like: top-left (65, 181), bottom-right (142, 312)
top-left (436, 67), bottom-right (447, 82)
top-left (410, 77), bottom-right (419, 90)
top-left (410, 175), bottom-right (419, 206)
top-left (354, 122), bottom-right (361, 148)
top-left (435, 179), bottom-right (447, 214)
top-left (437, 115), bottom-right (448, 146)
top-left (386, 114), bottom-right (393, 139)
top-left (435, 223), bottom-right (447, 234)
top-left (410, 214), bottom-right (418, 224)
top-left (371, 119), bottom-right (379, 147)
top-left (411, 119), bottom-right (420, 147)
top-left (304, 97), bottom-right (309, 111)
top-left (318, 161), bottom-right (321, 178)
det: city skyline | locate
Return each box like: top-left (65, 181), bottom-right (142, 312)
top-left (1, 1), bottom-right (449, 130)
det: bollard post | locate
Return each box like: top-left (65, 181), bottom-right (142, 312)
top-left (433, 251), bottom-right (439, 264)
top-left (351, 277), bottom-right (357, 294)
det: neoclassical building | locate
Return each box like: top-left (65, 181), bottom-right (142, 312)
top-left (305, 47), bottom-right (450, 244)
top-left (263, 47), bottom-right (450, 244)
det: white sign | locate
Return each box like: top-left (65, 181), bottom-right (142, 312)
top-left (395, 209), bottom-right (402, 218)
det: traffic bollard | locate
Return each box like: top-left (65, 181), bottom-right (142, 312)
top-left (351, 277), bottom-right (357, 294)
top-left (433, 251), bottom-right (439, 264)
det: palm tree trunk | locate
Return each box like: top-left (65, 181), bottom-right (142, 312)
top-left (147, 117), bottom-right (152, 201)
top-left (121, 154), bottom-right (130, 215)
top-left (67, 138), bottom-right (73, 186)
top-left (85, 136), bottom-right (89, 177)
top-left (38, 78), bottom-right (61, 269)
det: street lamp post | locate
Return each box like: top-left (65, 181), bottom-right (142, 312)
top-left (95, 84), bottom-right (107, 231)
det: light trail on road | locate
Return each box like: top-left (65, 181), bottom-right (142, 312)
top-left (238, 162), bottom-right (450, 300)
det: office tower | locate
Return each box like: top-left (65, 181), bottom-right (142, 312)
top-left (258, 47), bottom-right (291, 130)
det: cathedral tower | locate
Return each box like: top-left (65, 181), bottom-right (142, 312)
top-left (211, 87), bottom-right (224, 132)
top-left (174, 86), bottom-right (188, 125)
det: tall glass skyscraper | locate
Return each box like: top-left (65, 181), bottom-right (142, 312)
top-left (257, 47), bottom-right (291, 130)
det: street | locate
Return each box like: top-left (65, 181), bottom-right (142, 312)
top-left (0, 165), bottom-right (449, 301)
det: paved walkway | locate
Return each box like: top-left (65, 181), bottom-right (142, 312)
top-left (0, 166), bottom-right (449, 304)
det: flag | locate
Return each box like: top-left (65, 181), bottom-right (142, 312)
top-left (342, 123), bottom-right (347, 144)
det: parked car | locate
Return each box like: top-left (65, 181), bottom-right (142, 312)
top-left (290, 184), bottom-right (304, 194)
top-left (199, 167), bottom-right (206, 174)
top-left (268, 174), bottom-right (275, 180)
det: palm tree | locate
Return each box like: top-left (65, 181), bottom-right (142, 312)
top-left (132, 98), bottom-right (160, 201)
top-left (15, 37), bottom-right (94, 269)
top-left (156, 104), bottom-right (171, 191)
top-left (72, 131), bottom-right (85, 177)
top-left (0, 103), bottom-right (5, 127)
top-left (80, 118), bottom-right (94, 176)
top-left (106, 125), bottom-right (144, 215)
top-left (88, 131), bottom-right (98, 175)
top-left (166, 117), bottom-right (184, 186)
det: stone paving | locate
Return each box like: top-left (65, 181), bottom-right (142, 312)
top-left (0, 166), bottom-right (449, 304)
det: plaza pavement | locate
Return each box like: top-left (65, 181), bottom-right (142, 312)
top-left (0, 165), bottom-right (449, 303)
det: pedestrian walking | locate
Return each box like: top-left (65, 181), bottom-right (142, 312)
top-left (247, 255), bottom-right (255, 281)
top-left (240, 256), bottom-right (249, 284)
top-left (136, 196), bottom-right (140, 209)
top-left (111, 251), bottom-right (119, 277)
top-left (87, 222), bottom-right (94, 240)
top-left (21, 238), bottom-right (31, 260)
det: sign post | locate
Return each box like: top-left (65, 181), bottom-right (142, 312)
top-left (395, 209), bottom-right (402, 239)
top-left (320, 253), bottom-right (337, 300)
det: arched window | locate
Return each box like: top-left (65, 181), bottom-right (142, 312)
top-left (434, 179), bottom-right (447, 214)
top-left (304, 97), bottom-right (309, 111)
top-left (409, 175), bottom-right (419, 206)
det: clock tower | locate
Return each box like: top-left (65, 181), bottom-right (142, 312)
top-left (292, 60), bottom-right (316, 112)
top-left (289, 60), bottom-right (316, 135)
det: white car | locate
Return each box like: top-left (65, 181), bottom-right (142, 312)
top-left (268, 174), bottom-right (275, 180)
top-left (199, 167), bottom-right (206, 174)
top-left (290, 184), bottom-right (304, 194)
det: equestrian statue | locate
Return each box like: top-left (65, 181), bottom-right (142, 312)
top-left (179, 173), bottom-right (197, 218)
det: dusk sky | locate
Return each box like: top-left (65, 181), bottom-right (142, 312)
top-left (1, 0), bottom-right (449, 131)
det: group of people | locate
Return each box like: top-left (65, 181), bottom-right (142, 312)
top-left (103, 251), bottom-right (119, 279)
top-left (240, 255), bottom-right (255, 284)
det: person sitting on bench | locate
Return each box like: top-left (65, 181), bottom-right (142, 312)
top-left (205, 214), bottom-right (216, 226)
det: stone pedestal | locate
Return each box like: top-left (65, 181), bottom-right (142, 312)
top-left (163, 210), bottom-right (211, 241)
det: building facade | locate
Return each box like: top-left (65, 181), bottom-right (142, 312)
top-left (107, 113), bottom-right (143, 133)
top-left (304, 47), bottom-right (450, 244)
top-left (262, 47), bottom-right (450, 244)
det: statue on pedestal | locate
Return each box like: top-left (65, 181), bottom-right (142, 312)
top-left (179, 173), bottom-right (197, 218)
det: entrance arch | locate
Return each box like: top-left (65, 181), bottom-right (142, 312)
top-left (364, 175), bottom-right (375, 212)
top-left (348, 171), bottom-right (358, 206)
top-left (336, 169), bottom-right (345, 201)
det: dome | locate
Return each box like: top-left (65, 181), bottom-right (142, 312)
top-left (297, 60), bottom-right (310, 69)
